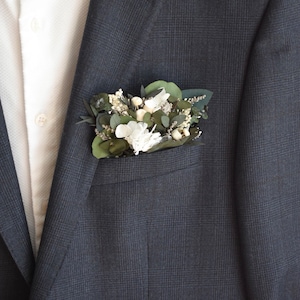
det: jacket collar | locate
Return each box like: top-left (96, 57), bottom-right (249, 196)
top-left (30, 0), bottom-right (162, 296)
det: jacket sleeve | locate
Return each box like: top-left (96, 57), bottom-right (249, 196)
top-left (235, 0), bottom-right (300, 298)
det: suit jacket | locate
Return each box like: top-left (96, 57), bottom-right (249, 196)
top-left (0, 0), bottom-right (299, 299)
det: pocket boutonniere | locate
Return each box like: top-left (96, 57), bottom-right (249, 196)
top-left (78, 80), bottom-right (213, 159)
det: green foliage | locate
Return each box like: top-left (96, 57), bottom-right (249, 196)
top-left (90, 93), bottom-right (111, 112)
top-left (128, 109), bottom-right (137, 119)
top-left (152, 110), bottom-right (166, 123)
top-left (144, 80), bottom-right (182, 99)
top-left (176, 100), bottom-right (192, 110)
top-left (161, 116), bottom-right (170, 128)
top-left (92, 136), bottom-right (129, 158)
top-left (110, 114), bottom-right (121, 129)
top-left (120, 115), bottom-right (134, 124)
top-left (143, 112), bottom-right (153, 127)
top-left (79, 81), bottom-right (213, 159)
top-left (108, 139), bottom-right (129, 156)
top-left (171, 114), bottom-right (186, 126)
top-left (182, 89), bottom-right (213, 111)
top-left (92, 137), bottom-right (110, 159)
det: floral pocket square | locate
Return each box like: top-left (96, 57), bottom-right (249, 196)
top-left (78, 80), bottom-right (212, 159)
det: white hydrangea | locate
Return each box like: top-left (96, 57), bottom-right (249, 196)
top-left (143, 88), bottom-right (170, 113)
top-left (115, 121), bottom-right (162, 155)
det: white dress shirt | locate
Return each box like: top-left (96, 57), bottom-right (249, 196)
top-left (0, 0), bottom-right (90, 255)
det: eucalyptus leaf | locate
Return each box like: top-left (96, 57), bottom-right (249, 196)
top-left (110, 114), bottom-right (121, 129)
top-left (99, 114), bottom-right (111, 125)
top-left (168, 95), bottom-right (179, 103)
top-left (191, 106), bottom-right (200, 115)
top-left (92, 136), bottom-right (110, 159)
top-left (171, 114), bottom-right (186, 126)
top-left (143, 112), bottom-right (153, 127)
top-left (143, 112), bottom-right (151, 122)
top-left (182, 89), bottom-right (213, 111)
top-left (176, 100), bottom-right (192, 110)
top-left (168, 112), bottom-right (177, 121)
top-left (161, 116), bottom-right (170, 128)
top-left (98, 93), bottom-right (109, 102)
top-left (152, 110), bottom-right (166, 125)
top-left (108, 139), bottom-right (129, 156)
top-left (190, 115), bottom-right (200, 125)
top-left (144, 80), bottom-right (182, 99)
top-left (155, 124), bottom-right (167, 133)
top-left (96, 114), bottom-right (104, 132)
top-left (120, 115), bottom-right (134, 124)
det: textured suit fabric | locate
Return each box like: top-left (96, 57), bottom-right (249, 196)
top-left (0, 0), bottom-right (299, 299)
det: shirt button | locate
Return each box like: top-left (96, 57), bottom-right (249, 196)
top-left (35, 114), bottom-right (47, 127)
top-left (31, 18), bottom-right (41, 32)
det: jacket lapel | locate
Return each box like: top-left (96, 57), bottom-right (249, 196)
top-left (31, 0), bottom-right (162, 297)
top-left (0, 102), bottom-right (35, 285)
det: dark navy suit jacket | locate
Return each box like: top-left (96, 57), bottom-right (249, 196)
top-left (0, 0), bottom-right (300, 299)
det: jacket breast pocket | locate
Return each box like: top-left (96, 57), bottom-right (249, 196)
top-left (91, 143), bottom-right (204, 186)
top-left (89, 143), bottom-right (206, 214)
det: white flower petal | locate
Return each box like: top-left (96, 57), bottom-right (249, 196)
top-left (115, 124), bottom-right (132, 138)
top-left (117, 121), bottom-right (162, 155)
top-left (143, 102), bottom-right (155, 113)
top-left (144, 88), bottom-right (170, 113)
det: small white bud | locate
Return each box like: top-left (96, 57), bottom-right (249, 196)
top-left (171, 129), bottom-right (182, 141)
top-left (136, 109), bottom-right (147, 121)
top-left (183, 128), bottom-right (190, 137)
top-left (131, 96), bottom-right (143, 107)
